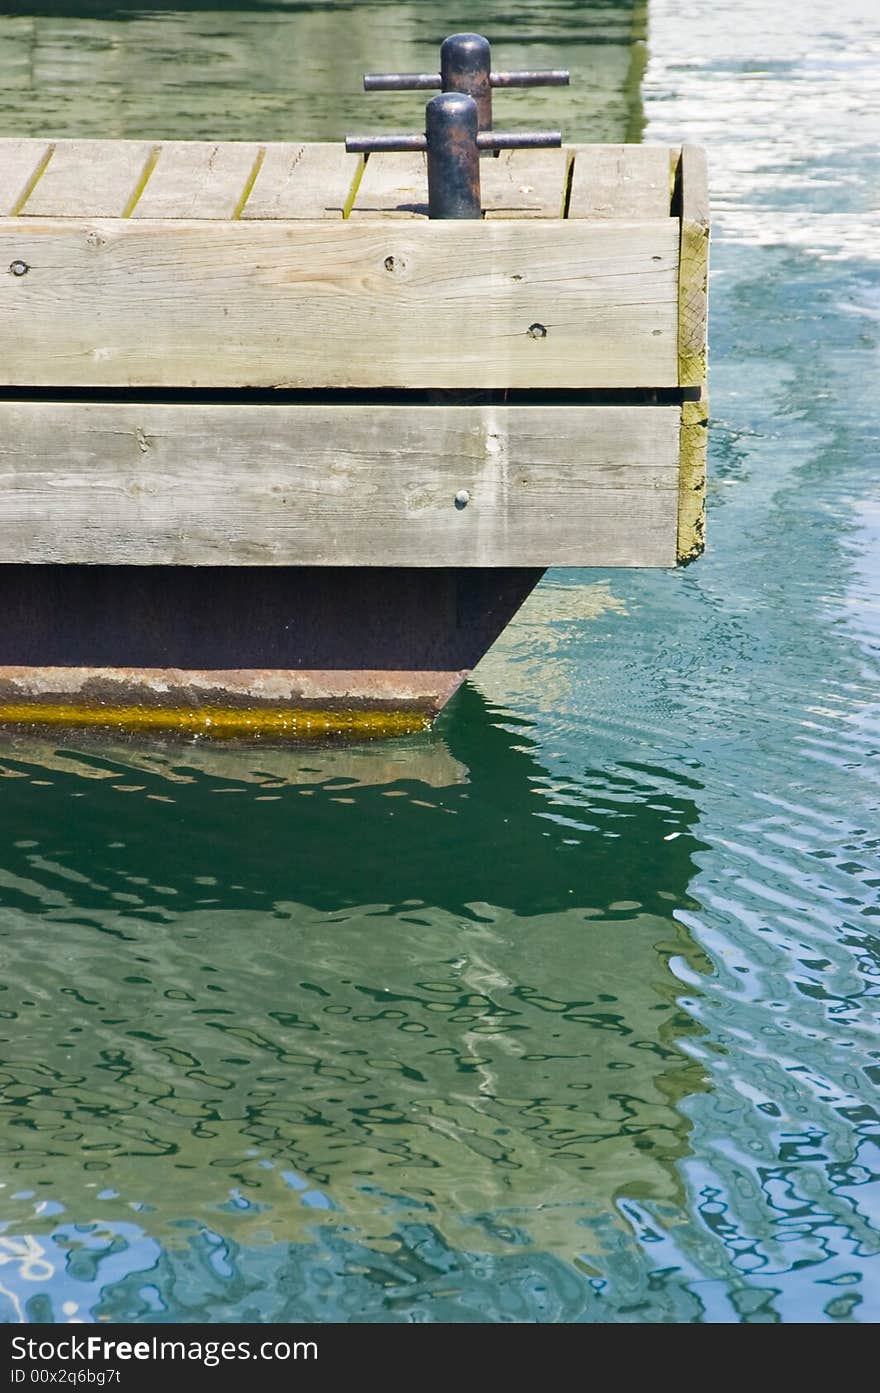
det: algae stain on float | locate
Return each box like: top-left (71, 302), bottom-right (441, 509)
top-left (0, 704), bottom-right (429, 739)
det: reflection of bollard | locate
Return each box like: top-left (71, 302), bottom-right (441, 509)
top-left (346, 93), bottom-right (563, 220)
top-left (363, 30), bottom-right (569, 134)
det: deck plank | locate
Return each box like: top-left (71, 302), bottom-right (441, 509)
top-left (0, 139), bottom-right (53, 216)
top-left (568, 144), bottom-right (672, 218)
top-left (0, 401), bottom-right (680, 568)
top-left (1, 139), bottom-right (680, 221)
top-left (351, 149), bottom-right (570, 220)
top-left (483, 149), bottom-right (571, 219)
top-left (132, 141), bottom-right (262, 219)
top-left (348, 151), bottom-right (428, 219)
top-left (20, 139), bottom-right (158, 218)
top-left (242, 143), bottom-right (361, 219)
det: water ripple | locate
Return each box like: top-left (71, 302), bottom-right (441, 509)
top-left (0, 0), bottom-right (878, 1323)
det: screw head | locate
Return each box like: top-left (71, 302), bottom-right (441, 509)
top-left (454, 489), bottom-right (470, 509)
top-left (9, 260), bottom-right (28, 276)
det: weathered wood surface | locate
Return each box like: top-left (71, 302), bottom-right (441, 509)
top-left (0, 139), bottom-right (52, 215)
top-left (675, 144), bottom-right (709, 563)
top-left (350, 148), bottom-right (571, 220)
top-left (568, 145), bottom-right (672, 218)
top-left (482, 148), bottom-right (571, 219)
top-left (0, 137), bottom-right (676, 221)
top-left (21, 139), bottom-right (158, 218)
top-left (0, 402), bottom-right (680, 567)
top-left (678, 398), bottom-right (707, 565)
top-left (241, 143), bottom-right (363, 219)
top-left (0, 219), bottom-right (680, 389)
top-left (348, 151), bottom-right (429, 218)
top-left (132, 141), bottom-right (262, 220)
top-left (0, 136), bottom-right (706, 574)
top-left (677, 143), bottom-right (709, 388)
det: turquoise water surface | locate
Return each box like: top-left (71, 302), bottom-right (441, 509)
top-left (0, 0), bottom-right (877, 1322)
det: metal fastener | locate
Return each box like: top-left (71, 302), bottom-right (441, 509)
top-left (455, 489), bottom-right (470, 508)
top-left (9, 260), bottom-right (28, 276)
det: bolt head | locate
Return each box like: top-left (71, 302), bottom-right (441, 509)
top-left (454, 489), bottom-right (470, 509)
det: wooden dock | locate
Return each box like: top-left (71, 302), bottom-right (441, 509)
top-left (0, 137), bottom-right (708, 737)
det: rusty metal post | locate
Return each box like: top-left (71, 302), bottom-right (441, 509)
top-left (345, 102), bottom-right (561, 218)
top-left (363, 72), bottom-right (440, 92)
top-left (348, 38), bottom-right (564, 221)
top-left (363, 32), bottom-right (569, 136)
top-left (425, 92), bottom-right (481, 219)
top-left (440, 32), bottom-right (492, 132)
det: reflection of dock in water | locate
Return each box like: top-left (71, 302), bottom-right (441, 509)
top-left (472, 575), bottom-right (632, 713)
top-left (2, 722), bottom-right (470, 791)
top-left (0, 685), bottom-right (709, 1283)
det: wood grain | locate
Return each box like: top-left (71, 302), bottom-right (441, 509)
top-left (568, 145), bottom-right (672, 219)
top-left (678, 396), bottom-right (708, 565)
top-left (0, 401), bottom-right (680, 567)
top-left (676, 144), bottom-right (709, 563)
top-left (348, 151), bottom-right (429, 218)
top-left (482, 148), bottom-right (571, 219)
top-left (242, 142), bottom-right (363, 219)
top-left (0, 139), bottom-right (683, 222)
top-left (0, 139), bottom-right (52, 215)
top-left (132, 141), bottom-right (262, 219)
top-left (0, 218), bottom-right (680, 389)
top-left (351, 148), bottom-right (575, 220)
top-left (19, 139), bottom-right (158, 217)
top-left (677, 143), bottom-right (709, 387)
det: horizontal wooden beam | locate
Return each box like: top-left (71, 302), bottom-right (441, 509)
top-left (0, 218), bottom-right (679, 390)
top-left (0, 401), bottom-right (680, 567)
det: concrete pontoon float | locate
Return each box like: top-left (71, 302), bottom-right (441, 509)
top-left (0, 33), bottom-right (708, 740)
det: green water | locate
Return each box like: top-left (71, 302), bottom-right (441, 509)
top-left (0, 0), bottom-right (878, 1323)
top-left (0, 1), bottom-right (646, 141)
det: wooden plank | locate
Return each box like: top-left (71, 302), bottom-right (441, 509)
top-left (677, 144), bottom-right (709, 387)
top-left (132, 141), bottom-right (262, 219)
top-left (0, 219), bottom-right (680, 389)
top-left (675, 144), bottom-right (709, 564)
top-left (567, 145), bottom-right (672, 219)
top-left (20, 139), bottom-right (158, 218)
top-left (242, 143), bottom-right (362, 219)
top-left (678, 397), bottom-right (707, 566)
top-left (0, 139), bottom-right (53, 216)
top-left (0, 402), bottom-right (680, 567)
top-left (349, 151), bottom-right (428, 219)
top-left (483, 149), bottom-right (571, 219)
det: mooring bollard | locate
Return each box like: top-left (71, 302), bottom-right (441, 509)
top-left (349, 31), bottom-right (568, 216)
top-left (346, 92), bottom-right (563, 219)
top-left (363, 30), bottom-right (570, 134)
